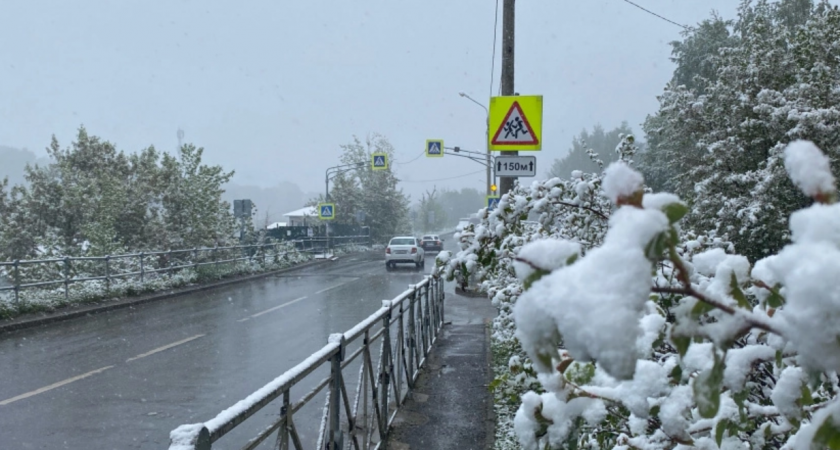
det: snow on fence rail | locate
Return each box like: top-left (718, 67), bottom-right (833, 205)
top-left (168, 275), bottom-right (446, 450)
top-left (0, 235), bottom-right (371, 305)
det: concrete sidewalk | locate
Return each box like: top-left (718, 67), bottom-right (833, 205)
top-left (387, 289), bottom-right (498, 450)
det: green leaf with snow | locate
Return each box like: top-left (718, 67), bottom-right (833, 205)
top-left (766, 283), bottom-right (785, 308)
top-left (715, 418), bottom-right (730, 447)
top-left (523, 269), bottom-right (551, 290)
top-left (662, 202), bottom-right (689, 224)
top-left (671, 329), bottom-right (691, 357)
top-left (694, 354), bottom-right (724, 418)
top-left (729, 272), bottom-right (751, 309)
top-left (813, 414), bottom-right (840, 449)
top-left (645, 231), bottom-right (670, 260)
top-left (565, 362), bottom-right (596, 385)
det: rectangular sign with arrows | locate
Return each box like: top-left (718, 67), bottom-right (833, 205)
top-left (494, 156), bottom-right (537, 177)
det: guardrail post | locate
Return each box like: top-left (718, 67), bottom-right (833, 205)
top-left (168, 249), bottom-right (173, 277)
top-left (13, 260), bottom-right (20, 304)
top-left (139, 252), bottom-right (145, 283)
top-left (328, 333), bottom-right (345, 450)
top-left (212, 245), bottom-right (219, 273)
top-left (396, 299), bottom-right (405, 399)
top-left (278, 389), bottom-right (290, 450)
top-left (407, 292), bottom-right (417, 383)
top-left (423, 282), bottom-right (431, 355)
top-left (105, 256), bottom-right (111, 292)
top-left (63, 257), bottom-right (70, 300)
top-left (193, 248), bottom-right (199, 273)
top-left (438, 278), bottom-right (445, 327)
top-left (379, 300), bottom-right (392, 444)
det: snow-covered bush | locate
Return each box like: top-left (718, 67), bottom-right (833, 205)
top-left (508, 141), bottom-right (840, 449)
top-left (443, 137), bottom-right (840, 448)
top-left (438, 136), bottom-right (636, 448)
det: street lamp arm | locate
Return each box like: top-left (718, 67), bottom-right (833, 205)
top-left (458, 92), bottom-right (489, 116)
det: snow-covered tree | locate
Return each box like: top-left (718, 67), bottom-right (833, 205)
top-left (548, 123), bottom-right (635, 179)
top-left (640, 0), bottom-right (840, 262)
top-left (0, 128), bottom-right (237, 260)
top-left (416, 188), bottom-right (448, 233)
top-left (335, 133), bottom-right (410, 241)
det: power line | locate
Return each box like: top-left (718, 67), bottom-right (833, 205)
top-left (620, 0), bottom-right (689, 30)
top-left (392, 151), bottom-right (425, 166)
top-left (401, 169), bottom-right (485, 183)
top-left (490, 0), bottom-right (500, 97)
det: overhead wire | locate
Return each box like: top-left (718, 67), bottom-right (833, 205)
top-left (401, 169), bottom-right (486, 183)
top-left (392, 151), bottom-right (425, 166)
top-left (620, 0), bottom-right (690, 30)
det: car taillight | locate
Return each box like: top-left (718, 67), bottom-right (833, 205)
top-left (386, 247), bottom-right (391, 254)
top-left (436, 241), bottom-right (440, 245)
top-left (411, 247), bottom-right (417, 254)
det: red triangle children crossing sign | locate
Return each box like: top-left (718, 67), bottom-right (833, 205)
top-left (491, 101), bottom-right (538, 146)
top-left (488, 95), bottom-right (542, 151)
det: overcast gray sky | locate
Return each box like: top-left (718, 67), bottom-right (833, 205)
top-left (1, 1), bottom-right (741, 202)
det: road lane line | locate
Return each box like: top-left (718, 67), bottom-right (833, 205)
top-left (126, 334), bottom-right (205, 363)
top-left (315, 278), bottom-right (359, 294)
top-left (237, 296), bottom-right (309, 322)
top-left (0, 365), bottom-right (114, 406)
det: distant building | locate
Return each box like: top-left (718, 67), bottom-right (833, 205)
top-left (283, 206), bottom-right (318, 227)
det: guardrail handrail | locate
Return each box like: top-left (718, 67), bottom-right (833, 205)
top-left (0, 235), bottom-right (372, 305)
top-left (169, 274), bottom-right (446, 450)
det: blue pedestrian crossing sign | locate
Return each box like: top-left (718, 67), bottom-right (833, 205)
top-left (426, 139), bottom-right (444, 157)
top-left (318, 203), bottom-right (336, 220)
top-left (371, 153), bottom-right (388, 171)
top-left (486, 196), bottom-right (500, 211)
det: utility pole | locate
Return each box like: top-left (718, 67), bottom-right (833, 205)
top-left (499, 0), bottom-right (516, 196)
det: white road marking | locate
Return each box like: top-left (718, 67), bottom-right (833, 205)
top-left (315, 278), bottom-right (359, 294)
top-left (126, 334), bottom-right (205, 362)
top-left (0, 365), bottom-right (114, 406)
top-left (237, 296), bottom-right (309, 322)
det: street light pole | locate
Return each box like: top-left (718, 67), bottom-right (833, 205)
top-left (459, 92), bottom-right (493, 195)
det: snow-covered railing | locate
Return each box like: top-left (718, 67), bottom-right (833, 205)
top-left (0, 242), bottom-right (303, 304)
top-left (295, 235), bottom-right (372, 256)
top-left (168, 275), bottom-right (446, 450)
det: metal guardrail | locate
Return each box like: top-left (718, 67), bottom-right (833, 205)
top-left (294, 235), bottom-right (372, 257)
top-left (0, 235), bottom-right (371, 304)
top-left (169, 275), bottom-right (446, 450)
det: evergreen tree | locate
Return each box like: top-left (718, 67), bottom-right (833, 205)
top-left (547, 123), bottom-right (634, 179)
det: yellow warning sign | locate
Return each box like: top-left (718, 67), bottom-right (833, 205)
top-left (488, 95), bottom-right (543, 151)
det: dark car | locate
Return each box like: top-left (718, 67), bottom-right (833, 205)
top-left (420, 235), bottom-right (443, 252)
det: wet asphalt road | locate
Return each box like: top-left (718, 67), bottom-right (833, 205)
top-left (0, 248), bottom-right (451, 450)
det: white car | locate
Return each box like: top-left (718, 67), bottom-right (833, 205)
top-left (385, 236), bottom-right (425, 270)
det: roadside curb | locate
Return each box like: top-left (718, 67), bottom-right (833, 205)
top-left (0, 255), bottom-right (347, 334)
top-left (454, 286), bottom-right (487, 298)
